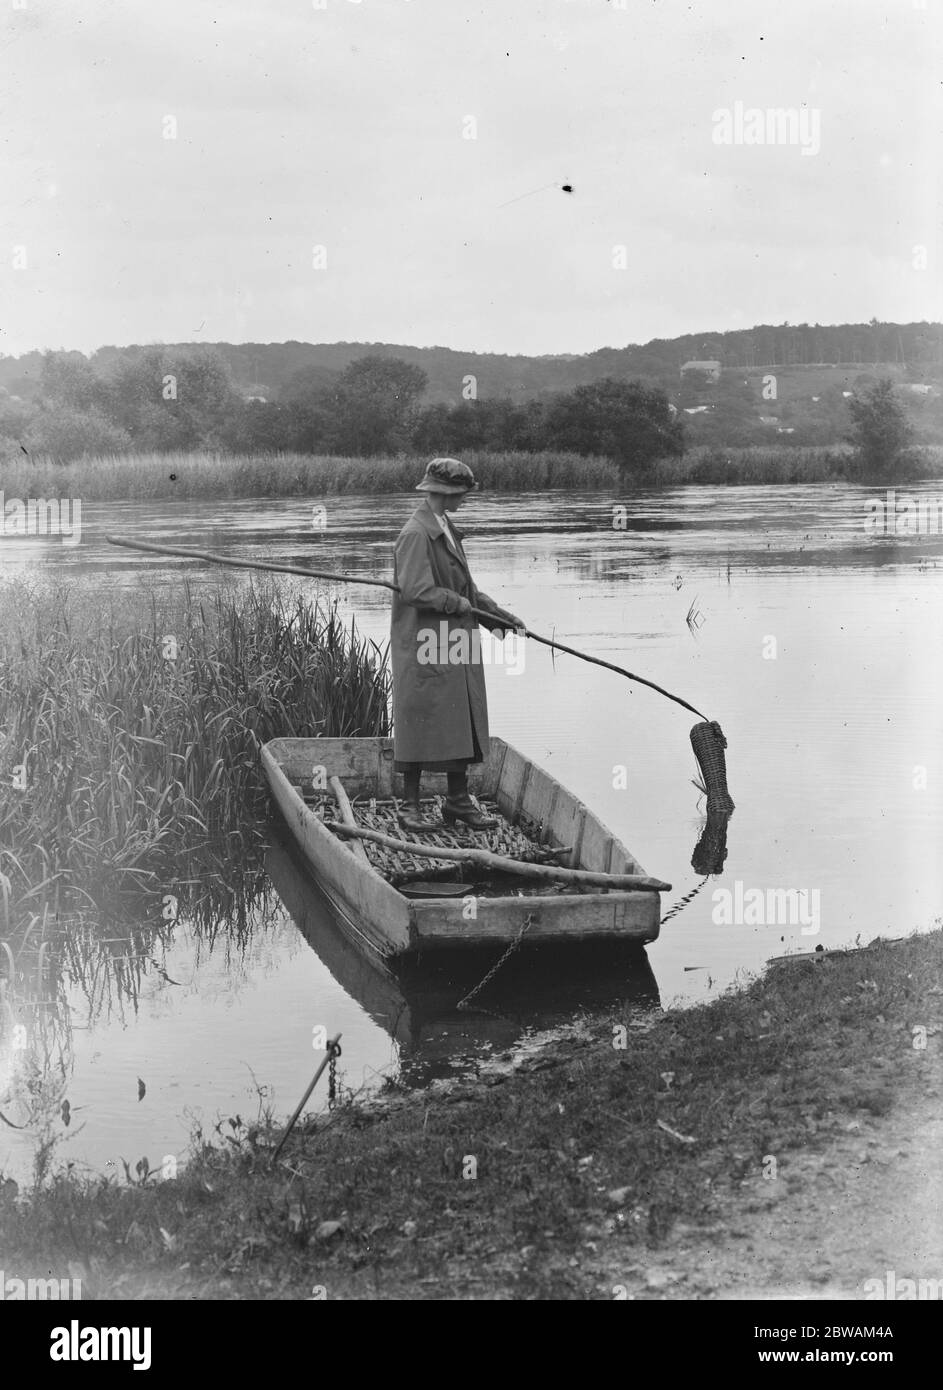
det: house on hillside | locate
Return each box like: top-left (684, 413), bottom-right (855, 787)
top-left (680, 360), bottom-right (721, 382)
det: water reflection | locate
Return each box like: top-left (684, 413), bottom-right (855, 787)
top-left (2, 481), bottom-right (941, 1179)
top-left (0, 851), bottom-right (276, 1173)
top-left (265, 835), bottom-right (660, 1088)
top-left (5, 481), bottom-right (943, 586)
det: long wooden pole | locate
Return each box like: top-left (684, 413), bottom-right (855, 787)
top-left (328, 775), bottom-right (370, 866)
top-left (104, 534), bottom-right (708, 720)
top-left (326, 820), bottom-right (670, 892)
top-left (513, 627), bottom-right (707, 720)
top-left (104, 534), bottom-right (400, 592)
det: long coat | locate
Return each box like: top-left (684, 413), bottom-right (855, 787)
top-left (391, 503), bottom-right (507, 765)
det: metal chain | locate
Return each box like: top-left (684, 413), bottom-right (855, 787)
top-left (327, 1039), bottom-right (341, 1108)
top-left (456, 913), bottom-right (535, 1011)
top-left (659, 876), bottom-right (709, 926)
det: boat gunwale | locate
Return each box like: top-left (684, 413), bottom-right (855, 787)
top-left (260, 741), bottom-right (416, 953)
top-left (261, 736), bottom-right (666, 905)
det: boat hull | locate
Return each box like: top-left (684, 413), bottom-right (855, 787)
top-left (261, 736), bottom-right (666, 955)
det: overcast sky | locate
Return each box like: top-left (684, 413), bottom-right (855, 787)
top-left (2, 0), bottom-right (939, 358)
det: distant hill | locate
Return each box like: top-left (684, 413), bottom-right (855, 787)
top-left (1, 321), bottom-right (941, 405)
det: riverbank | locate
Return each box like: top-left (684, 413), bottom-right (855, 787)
top-left (3, 444), bottom-right (942, 500)
top-left (3, 928), bottom-right (939, 1299)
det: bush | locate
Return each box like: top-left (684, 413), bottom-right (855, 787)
top-left (24, 404), bottom-right (133, 462)
top-left (545, 378), bottom-right (684, 476)
top-left (846, 378), bottom-right (917, 480)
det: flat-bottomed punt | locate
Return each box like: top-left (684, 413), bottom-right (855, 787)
top-left (261, 736), bottom-right (670, 956)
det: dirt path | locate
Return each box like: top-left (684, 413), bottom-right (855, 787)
top-left (597, 1082), bottom-right (943, 1300)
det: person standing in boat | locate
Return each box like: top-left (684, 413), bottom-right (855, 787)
top-left (391, 457), bottom-right (523, 833)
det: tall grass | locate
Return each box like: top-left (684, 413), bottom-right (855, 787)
top-left (0, 579), bottom-right (390, 920)
top-left (5, 443), bottom-right (942, 500)
top-left (650, 445), bottom-right (852, 485)
top-left (651, 443), bottom-right (943, 485)
top-left (0, 449), bottom-right (617, 500)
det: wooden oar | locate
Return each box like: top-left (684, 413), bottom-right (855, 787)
top-left (325, 820), bottom-right (670, 892)
top-left (104, 534), bottom-right (708, 719)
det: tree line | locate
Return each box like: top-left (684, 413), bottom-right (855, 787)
top-left (0, 350), bottom-right (685, 475)
top-left (0, 346), bottom-right (929, 481)
top-left (4, 320), bottom-right (941, 401)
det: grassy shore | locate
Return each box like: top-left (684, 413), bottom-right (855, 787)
top-left (650, 444), bottom-right (853, 485)
top-left (3, 445), bottom-right (942, 500)
top-left (652, 442), bottom-right (943, 485)
top-left (2, 928), bottom-right (939, 1299)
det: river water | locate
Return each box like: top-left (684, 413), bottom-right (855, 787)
top-left (1, 482), bottom-right (942, 1181)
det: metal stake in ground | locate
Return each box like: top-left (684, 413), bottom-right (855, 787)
top-left (272, 1033), bottom-right (342, 1163)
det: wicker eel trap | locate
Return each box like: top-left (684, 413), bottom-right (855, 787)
top-left (308, 796), bottom-right (560, 888)
top-left (690, 720), bottom-right (735, 814)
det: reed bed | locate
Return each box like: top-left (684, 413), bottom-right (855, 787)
top-left (0, 579), bottom-right (390, 922)
top-left (0, 449), bottom-right (617, 500)
top-left (650, 445), bottom-right (853, 486)
top-left (651, 443), bottom-right (943, 485)
top-left (4, 443), bottom-right (940, 500)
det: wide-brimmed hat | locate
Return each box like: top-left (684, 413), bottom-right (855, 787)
top-left (415, 457), bottom-right (478, 495)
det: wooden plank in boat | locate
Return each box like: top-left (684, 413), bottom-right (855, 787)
top-left (579, 810), bottom-right (615, 875)
top-left (520, 764), bottom-right (559, 843)
top-left (410, 892), bottom-right (659, 944)
top-left (399, 881), bottom-right (474, 898)
top-left (264, 737), bottom-right (380, 794)
top-left (574, 809), bottom-right (639, 877)
top-left (494, 744), bottom-right (530, 822)
top-left (261, 744), bottom-right (414, 953)
top-left (608, 841), bottom-right (641, 876)
top-left (471, 737), bottom-right (509, 801)
top-left (548, 795), bottom-right (586, 871)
